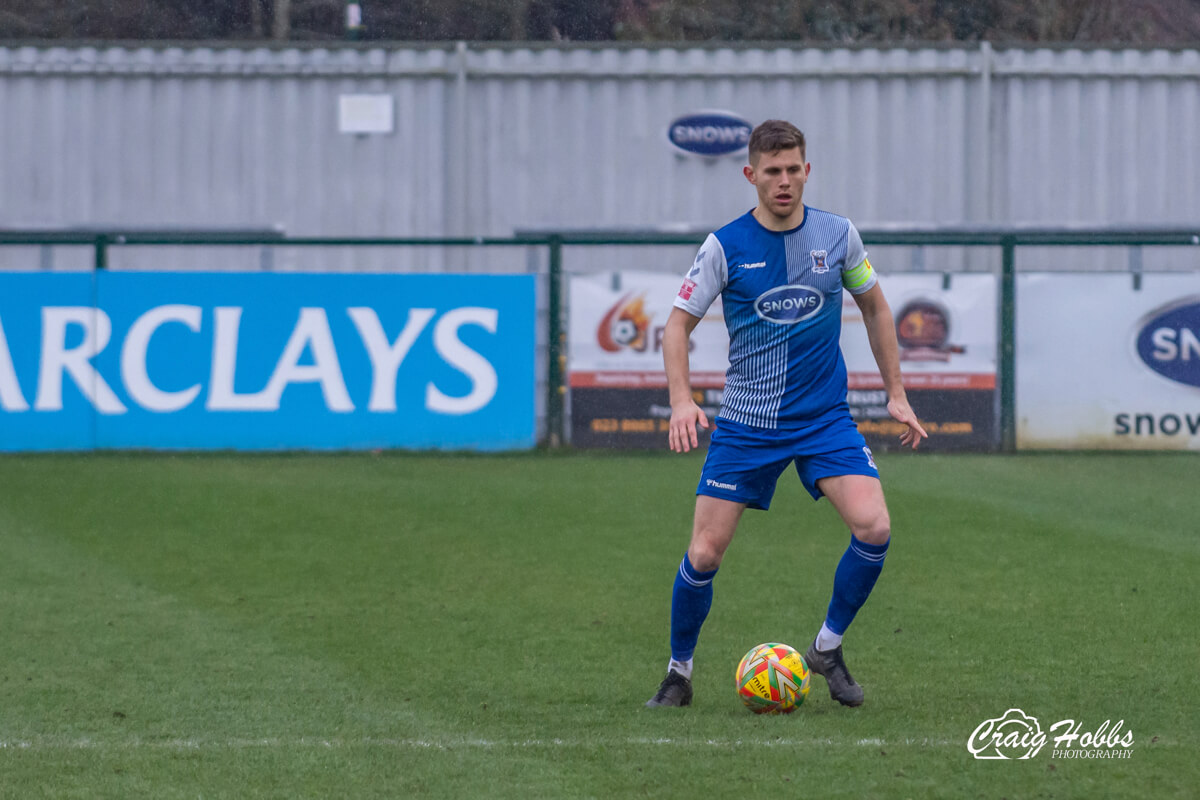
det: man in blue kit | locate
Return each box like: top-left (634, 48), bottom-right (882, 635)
top-left (646, 119), bottom-right (927, 709)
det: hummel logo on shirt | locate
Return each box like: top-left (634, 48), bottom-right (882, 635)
top-left (740, 261), bottom-right (767, 269)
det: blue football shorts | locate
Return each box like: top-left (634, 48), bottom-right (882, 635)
top-left (696, 412), bottom-right (879, 510)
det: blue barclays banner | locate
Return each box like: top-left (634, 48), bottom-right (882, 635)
top-left (0, 273), bottom-right (536, 451)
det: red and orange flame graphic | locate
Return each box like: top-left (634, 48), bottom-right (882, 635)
top-left (597, 293), bottom-right (652, 352)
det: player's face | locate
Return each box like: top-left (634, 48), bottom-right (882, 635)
top-left (744, 148), bottom-right (810, 224)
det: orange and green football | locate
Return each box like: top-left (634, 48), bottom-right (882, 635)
top-left (735, 642), bottom-right (811, 714)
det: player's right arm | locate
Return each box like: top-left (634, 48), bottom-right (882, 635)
top-left (667, 232), bottom-right (726, 453)
top-left (663, 307), bottom-right (708, 453)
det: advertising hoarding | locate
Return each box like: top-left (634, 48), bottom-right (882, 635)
top-left (568, 271), bottom-right (726, 448)
top-left (1017, 273), bottom-right (1200, 450)
top-left (0, 273), bottom-right (535, 451)
top-left (569, 271), bottom-right (998, 451)
top-left (841, 273), bottom-right (998, 451)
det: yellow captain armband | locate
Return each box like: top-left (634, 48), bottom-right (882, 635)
top-left (843, 258), bottom-right (877, 293)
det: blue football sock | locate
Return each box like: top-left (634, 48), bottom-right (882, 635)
top-left (670, 553), bottom-right (718, 662)
top-left (824, 536), bottom-right (889, 636)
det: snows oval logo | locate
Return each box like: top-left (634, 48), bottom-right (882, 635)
top-left (1135, 298), bottom-right (1200, 388)
top-left (667, 111), bottom-right (753, 157)
top-left (755, 285), bottom-right (824, 324)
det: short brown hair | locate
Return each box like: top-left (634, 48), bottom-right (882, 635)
top-left (748, 120), bottom-right (806, 162)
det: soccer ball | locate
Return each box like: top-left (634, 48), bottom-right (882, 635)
top-left (736, 642), bottom-right (810, 714)
top-left (610, 317), bottom-right (638, 346)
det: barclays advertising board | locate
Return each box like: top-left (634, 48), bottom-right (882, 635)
top-left (0, 273), bottom-right (535, 450)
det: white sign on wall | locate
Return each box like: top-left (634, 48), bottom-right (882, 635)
top-left (568, 271), bottom-right (728, 388)
top-left (567, 270), bottom-right (727, 446)
top-left (338, 94), bottom-right (394, 135)
top-left (841, 273), bottom-right (998, 387)
top-left (1017, 273), bottom-right (1200, 450)
top-left (841, 273), bottom-right (998, 449)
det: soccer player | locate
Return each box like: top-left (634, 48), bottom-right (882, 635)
top-left (645, 120), bottom-right (927, 709)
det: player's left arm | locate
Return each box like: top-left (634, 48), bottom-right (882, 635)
top-left (852, 282), bottom-right (929, 449)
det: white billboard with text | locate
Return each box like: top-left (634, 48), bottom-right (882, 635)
top-left (568, 270), bottom-right (999, 450)
top-left (1017, 273), bottom-right (1200, 450)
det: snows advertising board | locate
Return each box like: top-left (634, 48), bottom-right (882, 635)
top-left (1018, 273), bottom-right (1200, 449)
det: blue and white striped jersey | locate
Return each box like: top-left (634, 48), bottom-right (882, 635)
top-left (674, 206), bottom-right (877, 429)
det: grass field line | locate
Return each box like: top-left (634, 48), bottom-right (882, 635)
top-left (0, 735), bottom-right (969, 751)
top-left (2, 736), bottom-right (1177, 755)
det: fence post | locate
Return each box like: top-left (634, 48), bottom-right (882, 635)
top-left (999, 235), bottom-right (1016, 452)
top-left (546, 235), bottom-right (565, 446)
top-left (93, 234), bottom-right (109, 270)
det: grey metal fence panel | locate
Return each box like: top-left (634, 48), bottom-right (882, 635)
top-left (1, 43), bottom-right (1198, 273)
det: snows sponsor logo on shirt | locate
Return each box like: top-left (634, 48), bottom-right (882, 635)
top-left (754, 285), bottom-right (824, 324)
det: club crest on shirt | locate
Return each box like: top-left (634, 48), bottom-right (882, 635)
top-left (810, 250), bottom-right (829, 273)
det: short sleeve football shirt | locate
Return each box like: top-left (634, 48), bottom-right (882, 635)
top-left (674, 206), bottom-right (877, 429)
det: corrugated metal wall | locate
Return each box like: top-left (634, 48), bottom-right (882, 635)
top-left (1, 42), bottom-right (1197, 272)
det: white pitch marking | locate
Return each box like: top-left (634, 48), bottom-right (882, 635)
top-left (0, 736), bottom-right (964, 751)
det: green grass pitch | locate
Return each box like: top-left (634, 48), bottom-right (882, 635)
top-left (0, 451), bottom-right (1196, 798)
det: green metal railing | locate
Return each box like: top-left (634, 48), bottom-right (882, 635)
top-left (3, 226), bottom-right (1197, 451)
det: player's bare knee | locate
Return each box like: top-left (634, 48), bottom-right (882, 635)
top-left (687, 537), bottom-right (726, 571)
top-left (850, 510), bottom-right (891, 546)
